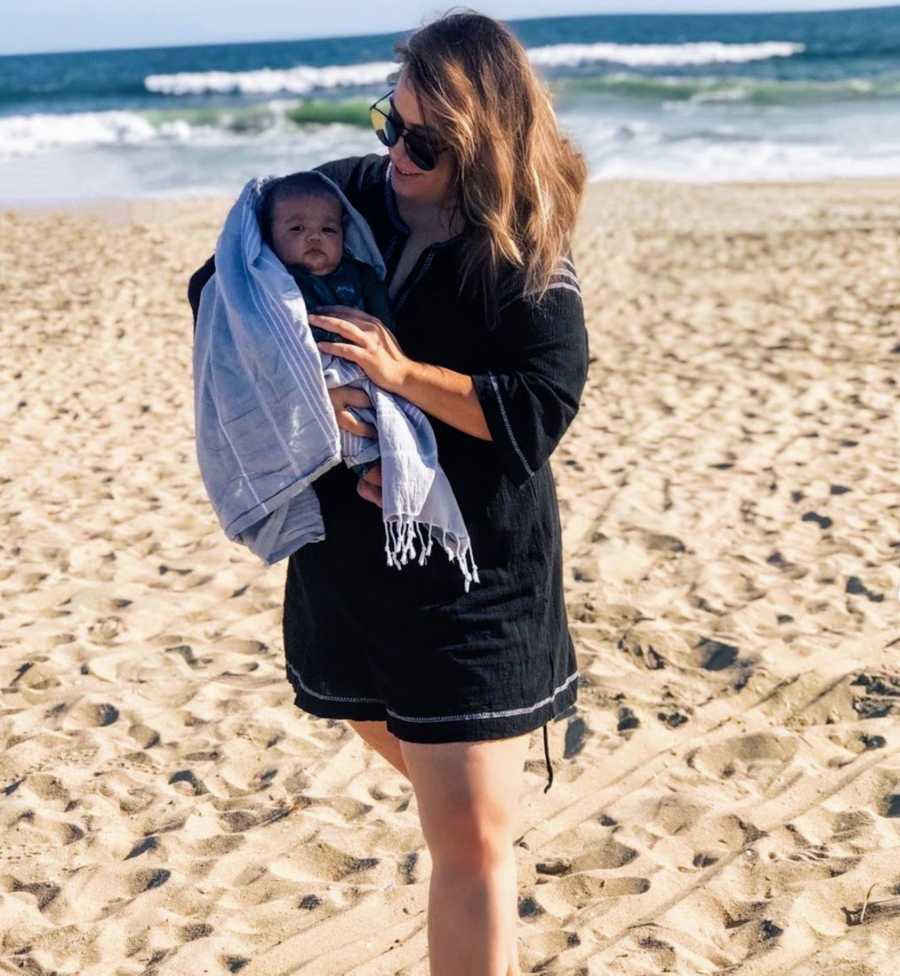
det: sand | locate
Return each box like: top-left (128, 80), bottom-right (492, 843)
top-left (1, 176), bottom-right (899, 975)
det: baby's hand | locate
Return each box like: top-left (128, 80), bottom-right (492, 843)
top-left (357, 462), bottom-right (382, 508)
top-left (325, 386), bottom-right (377, 439)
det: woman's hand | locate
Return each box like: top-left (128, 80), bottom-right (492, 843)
top-left (325, 385), bottom-right (383, 508)
top-left (310, 305), bottom-right (414, 395)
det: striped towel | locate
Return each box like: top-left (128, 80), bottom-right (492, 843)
top-left (192, 174), bottom-right (480, 591)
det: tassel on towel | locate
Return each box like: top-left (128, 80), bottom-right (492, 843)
top-left (384, 517), bottom-right (481, 593)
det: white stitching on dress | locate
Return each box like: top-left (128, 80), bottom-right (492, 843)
top-left (545, 282), bottom-right (582, 299)
top-left (288, 659), bottom-right (579, 723)
top-left (287, 660), bottom-right (384, 704)
top-left (497, 279), bottom-right (581, 314)
top-left (551, 269), bottom-right (580, 286)
top-left (487, 371), bottom-right (534, 479)
top-left (388, 671), bottom-right (579, 723)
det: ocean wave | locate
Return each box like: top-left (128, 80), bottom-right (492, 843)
top-left (0, 102), bottom-right (372, 159)
top-left (525, 40), bottom-right (804, 68)
top-left (142, 42), bottom-right (803, 97)
top-left (560, 72), bottom-right (900, 104)
top-left (0, 107), bottom-right (260, 158)
top-left (0, 110), bottom-right (169, 159)
top-left (586, 137), bottom-right (900, 183)
top-left (145, 61), bottom-right (397, 96)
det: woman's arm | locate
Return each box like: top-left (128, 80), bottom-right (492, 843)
top-left (317, 258), bottom-right (589, 476)
top-left (465, 262), bottom-right (589, 487)
top-left (309, 307), bottom-right (492, 442)
top-left (399, 362), bottom-right (492, 441)
top-left (397, 260), bottom-right (588, 481)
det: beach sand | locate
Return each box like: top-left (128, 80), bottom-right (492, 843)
top-left (1, 177), bottom-right (899, 975)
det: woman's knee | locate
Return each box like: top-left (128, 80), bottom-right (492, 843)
top-left (433, 822), bottom-right (516, 875)
top-left (399, 736), bottom-right (530, 868)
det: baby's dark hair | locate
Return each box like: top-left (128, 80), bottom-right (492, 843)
top-left (258, 173), bottom-right (344, 247)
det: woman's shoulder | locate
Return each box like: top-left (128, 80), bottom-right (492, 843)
top-left (494, 249), bottom-right (582, 317)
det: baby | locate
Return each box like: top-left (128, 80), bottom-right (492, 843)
top-left (258, 172), bottom-right (395, 343)
top-left (259, 172), bottom-right (391, 479)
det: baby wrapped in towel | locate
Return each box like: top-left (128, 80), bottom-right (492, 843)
top-left (257, 171), bottom-right (397, 479)
top-left (191, 171), bottom-right (480, 590)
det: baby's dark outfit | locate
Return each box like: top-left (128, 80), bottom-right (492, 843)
top-left (289, 251), bottom-right (395, 480)
top-left (290, 250), bottom-right (395, 344)
top-left (188, 153), bottom-right (590, 793)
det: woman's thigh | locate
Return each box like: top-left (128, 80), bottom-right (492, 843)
top-left (398, 734), bottom-right (531, 868)
top-left (348, 719), bottom-right (409, 778)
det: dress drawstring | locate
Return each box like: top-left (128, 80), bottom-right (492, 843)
top-left (542, 720), bottom-right (554, 793)
top-left (542, 637), bottom-right (557, 793)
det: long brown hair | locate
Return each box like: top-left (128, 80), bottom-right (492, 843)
top-left (394, 8), bottom-right (587, 319)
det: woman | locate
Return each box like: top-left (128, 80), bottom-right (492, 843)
top-left (189, 11), bottom-right (588, 974)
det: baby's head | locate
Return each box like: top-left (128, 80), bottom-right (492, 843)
top-left (260, 173), bottom-right (345, 276)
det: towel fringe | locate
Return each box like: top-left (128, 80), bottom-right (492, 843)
top-left (414, 522), bottom-right (427, 566)
top-left (383, 516), bottom-right (479, 592)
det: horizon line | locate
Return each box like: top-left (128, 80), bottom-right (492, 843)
top-left (2, 3), bottom-right (898, 59)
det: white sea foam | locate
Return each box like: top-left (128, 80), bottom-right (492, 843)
top-left (1, 74), bottom-right (898, 199)
top-left (145, 60), bottom-right (398, 96)
top-left (0, 110), bottom-right (190, 159)
top-left (142, 42), bottom-right (803, 96)
top-left (586, 136), bottom-right (900, 182)
top-left (0, 102), bottom-right (348, 159)
top-left (527, 41), bottom-right (804, 68)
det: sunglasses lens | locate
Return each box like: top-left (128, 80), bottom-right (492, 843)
top-left (403, 132), bottom-right (437, 170)
top-left (404, 133), bottom-right (437, 171)
top-left (370, 93), bottom-right (444, 172)
top-left (369, 107), bottom-right (393, 147)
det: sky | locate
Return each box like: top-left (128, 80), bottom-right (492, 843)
top-left (1, 1), bottom-right (898, 55)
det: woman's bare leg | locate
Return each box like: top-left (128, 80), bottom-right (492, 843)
top-left (398, 733), bottom-right (530, 976)
top-left (347, 719), bottom-right (410, 779)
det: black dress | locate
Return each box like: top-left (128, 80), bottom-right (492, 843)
top-left (187, 153), bottom-right (590, 793)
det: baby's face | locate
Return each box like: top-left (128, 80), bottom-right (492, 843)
top-left (270, 193), bottom-right (344, 275)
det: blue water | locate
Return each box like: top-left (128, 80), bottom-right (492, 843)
top-left (1, 6), bottom-right (899, 201)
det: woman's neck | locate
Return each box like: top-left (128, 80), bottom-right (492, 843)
top-left (396, 192), bottom-right (465, 240)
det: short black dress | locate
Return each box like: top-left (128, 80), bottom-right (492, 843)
top-left (188, 153), bottom-right (590, 792)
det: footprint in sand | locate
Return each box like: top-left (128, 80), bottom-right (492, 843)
top-left (10, 880), bottom-right (61, 911)
top-left (851, 671), bottom-right (900, 719)
top-left (86, 616), bottom-right (123, 643)
top-left (571, 838), bottom-right (639, 871)
top-left (169, 769), bottom-right (210, 795)
top-left (877, 794), bottom-right (900, 818)
top-left (126, 868), bottom-right (171, 896)
top-left (689, 731), bottom-right (798, 785)
top-left (564, 715), bottom-right (590, 757)
top-left (68, 701), bottom-right (120, 727)
top-left (554, 873), bottom-right (651, 911)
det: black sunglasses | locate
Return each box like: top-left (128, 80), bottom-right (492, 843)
top-left (368, 89), bottom-right (449, 172)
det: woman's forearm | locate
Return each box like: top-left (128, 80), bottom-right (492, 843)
top-left (399, 360), bottom-right (492, 441)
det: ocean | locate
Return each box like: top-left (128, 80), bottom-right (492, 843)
top-left (2, 5), bottom-right (899, 203)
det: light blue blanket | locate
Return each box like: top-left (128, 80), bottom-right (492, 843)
top-left (192, 173), bottom-right (480, 591)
